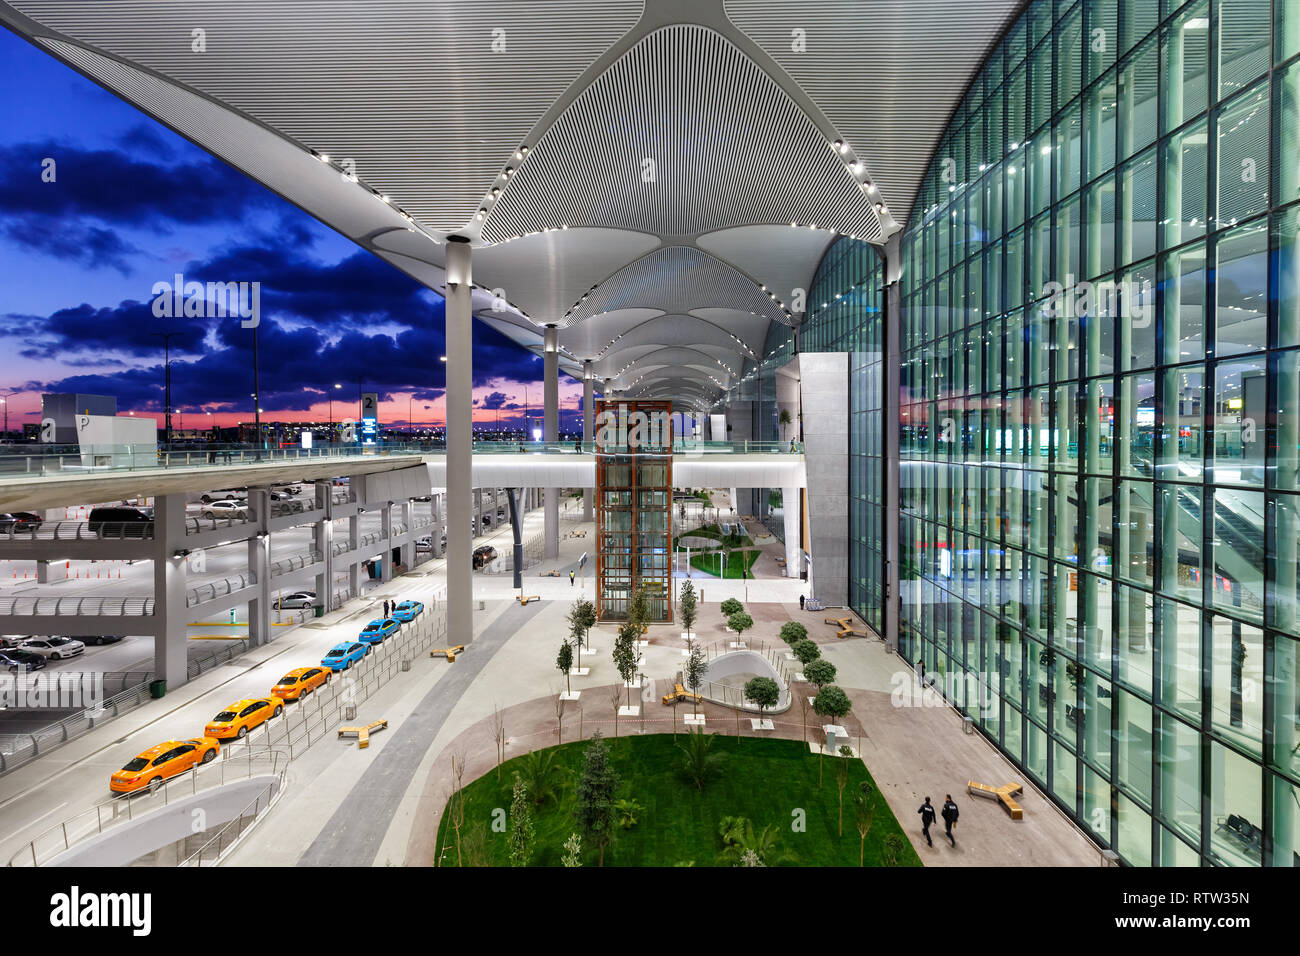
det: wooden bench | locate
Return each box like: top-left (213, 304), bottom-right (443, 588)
top-left (516, 594), bottom-right (541, 605)
top-left (430, 644), bottom-right (466, 662)
top-left (539, 570), bottom-right (561, 577)
top-left (338, 719), bottom-right (388, 749)
top-left (825, 616), bottom-right (869, 639)
top-left (967, 779), bottom-right (1025, 820)
top-left (661, 682), bottom-right (703, 706)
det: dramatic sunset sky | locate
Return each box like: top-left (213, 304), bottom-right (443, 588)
top-left (0, 28), bottom-right (584, 434)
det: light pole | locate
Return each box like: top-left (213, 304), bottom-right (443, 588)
top-left (250, 324), bottom-right (263, 459)
top-left (153, 332), bottom-right (180, 447)
top-left (0, 390), bottom-right (18, 439)
top-left (329, 383), bottom-right (341, 441)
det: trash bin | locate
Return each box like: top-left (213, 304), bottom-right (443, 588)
top-left (314, 605), bottom-right (324, 618)
top-left (962, 715), bottom-right (974, 735)
top-left (149, 679), bottom-right (167, 699)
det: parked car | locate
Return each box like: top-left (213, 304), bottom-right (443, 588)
top-left (87, 506), bottom-right (153, 538)
top-left (110, 738), bottom-right (220, 793)
top-left (272, 484), bottom-right (302, 497)
top-left (204, 697), bottom-right (282, 739)
top-left (357, 618), bottom-right (400, 645)
top-left (0, 512), bottom-right (43, 533)
top-left (0, 634), bottom-right (27, 648)
top-left (270, 666), bottom-right (331, 702)
top-left (0, 649), bottom-right (47, 672)
top-left (18, 636), bottom-right (85, 660)
top-left (392, 600), bottom-right (424, 622)
top-left (322, 641), bottom-right (370, 671)
top-left (472, 545), bottom-right (497, 570)
top-left (82, 635), bottom-right (124, 646)
top-left (200, 488), bottom-right (247, 503)
top-left (200, 500), bottom-right (249, 520)
top-left (275, 590), bottom-right (316, 610)
top-left (415, 535), bottom-right (434, 553)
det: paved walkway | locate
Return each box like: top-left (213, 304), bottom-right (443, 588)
top-left (296, 598), bottom-right (546, 866)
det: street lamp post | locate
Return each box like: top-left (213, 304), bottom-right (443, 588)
top-left (0, 390), bottom-right (18, 439)
top-left (153, 332), bottom-right (180, 448)
top-left (329, 382), bottom-right (341, 442)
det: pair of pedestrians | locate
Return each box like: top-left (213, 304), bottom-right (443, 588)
top-left (918, 795), bottom-right (960, 847)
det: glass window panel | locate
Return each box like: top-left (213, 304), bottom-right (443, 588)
top-left (1214, 221), bottom-right (1268, 357)
top-left (1117, 687), bottom-right (1153, 798)
top-left (1117, 790), bottom-right (1154, 865)
top-left (1160, 244), bottom-right (1206, 364)
top-left (1213, 358), bottom-right (1267, 488)
top-left (1215, 85), bottom-right (1269, 227)
top-left (1270, 495), bottom-right (1300, 638)
top-left (1208, 741), bottom-right (1262, 866)
top-left (1158, 365), bottom-right (1204, 481)
top-left (1271, 208), bottom-right (1300, 348)
top-left (1163, 118), bottom-right (1209, 247)
top-left (1157, 712), bottom-right (1202, 845)
top-left (1161, 2), bottom-right (1210, 134)
top-left (1217, 0), bottom-right (1269, 100)
top-left (1116, 583), bottom-right (1154, 694)
top-left (1158, 597), bottom-right (1202, 721)
top-left (1086, 0), bottom-right (1118, 85)
top-left (1085, 173), bottom-right (1116, 278)
top-left (1211, 488), bottom-right (1264, 622)
top-left (1209, 617), bottom-right (1263, 757)
top-left (1118, 36), bottom-right (1158, 159)
top-left (1120, 148), bottom-right (1157, 265)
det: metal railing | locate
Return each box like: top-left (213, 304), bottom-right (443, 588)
top-left (268, 549), bottom-right (322, 578)
top-left (186, 571), bottom-right (257, 608)
top-left (7, 747), bottom-right (290, 867)
top-left (0, 520), bottom-right (155, 542)
top-left (0, 595), bottom-right (154, 616)
top-left (684, 638), bottom-right (797, 714)
top-left (179, 772), bottom-right (284, 867)
top-left (0, 640), bottom-right (248, 775)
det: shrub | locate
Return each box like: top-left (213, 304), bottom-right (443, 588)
top-left (779, 621), bottom-right (808, 645)
top-left (720, 597), bottom-right (745, 617)
top-left (792, 639), bottom-right (822, 667)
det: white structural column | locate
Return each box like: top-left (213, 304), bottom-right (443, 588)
top-left (380, 501), bottom-right (393, 582)
top-left (445, 239), bottom-right (474, 643)
top-left (543, 324), bottom-right (560, 559)
top-left (246, 488), bottom-right (271, 647)
top-left (152, 494), bottom-right (189, 688)
top-left (583, 360), bottom-right (594, 521)
top-left (314, 482), bottom-right (333, 610)
top-left (782, 486), bottom-right (800, 579)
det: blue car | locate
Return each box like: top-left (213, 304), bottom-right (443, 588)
top-left (322, 641), bottom-right (369, 671)
top-left (357, 618), bottom-right (400, 645)
top-left (391, 601), bottom-right (424, 623)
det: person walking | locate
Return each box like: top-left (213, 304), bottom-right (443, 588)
top-left (941, 794), bottom-right (959, 847)
top-left (569, 569), bottom-right (575, 587)
top-left (382, 599), bottom-right (390, 618)
top-left (918, 797), bottom-right (937, 847)
top-left (799, 594), bottom-right (806, 611)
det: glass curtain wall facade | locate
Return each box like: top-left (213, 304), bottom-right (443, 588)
top-left (898, 0), bottom-right (1298, 866)
top-left (806, 238), bottom-right (887, 635)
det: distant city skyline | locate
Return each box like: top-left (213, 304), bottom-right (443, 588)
top-left (0, 29), bottom-right (583, 435)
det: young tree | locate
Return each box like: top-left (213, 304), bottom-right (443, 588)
top-left (855, 782), bottom-right (878, 866)
top-left (792, 638), bottom-right (822, 668)
top-left (727, 611), bottom-right (754, 640)
top-left (719, 597), bottom-right (744, 617)
top-left (744, 676), bottom-right (780, 723)
top-left (627, 585), bottom-right (650, 634)
top-left (679, 579), bottom-right (698, 635)
top-left (491, 704), bottom-right (505, 782)
top-left (813, 684), bottom-right (852, 725)
top-left (812, 686), bottom-right (851, 788)
top-left (834, 744), bottom-right (853, 837)
top-left (613, 622), bottom-right (640, 709)
top-left (561, 832), bottom-right (583, 867)
top-left (575, 598), bottom-right (597, 651)
top-left (557, 639), bottom-right (575, 694)
top-left (575, 732), bottom-right (619, 866)
top-left (554, 690), bottom-right (566, 745)
top-left (507, 772), bottom-right (535, 867)
top-left (803, 658), bottom-right (837, 691)
top-left (608, 683), bottom-right (623, 738)
top-left (779, 620), bottom-right (808, 645)
top-left (685, 639), bottom-right (707, 718)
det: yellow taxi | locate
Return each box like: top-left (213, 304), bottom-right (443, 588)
top-left (110, 738), bottom-right (219, 794)
top-left (270, 666), bottom-right (331, 702)
top-left (204, 697), bottom-right (282, 739)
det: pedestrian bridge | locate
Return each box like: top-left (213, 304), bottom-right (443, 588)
top-left (0, 442), bottom-right (805, 512)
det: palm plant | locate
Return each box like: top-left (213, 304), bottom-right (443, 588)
top-left (517, 748), bottom-right (562, 806)
top-left (716, 818), bottom-right (791, 866)
top-left (676, 727), bottom-right (725, 790)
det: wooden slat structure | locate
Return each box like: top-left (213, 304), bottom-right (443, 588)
top-left (967, 779), bottom-right (1025, 819)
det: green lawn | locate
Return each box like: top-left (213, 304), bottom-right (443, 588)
top-left (674, 523), bottom-right (754, 551)
top-left (688, 548), bottom-right (760, 578)
top-left (435, 734), bottom-right (923, 867)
